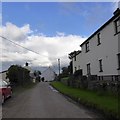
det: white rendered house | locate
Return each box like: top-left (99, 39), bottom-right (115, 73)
top-left (69, 8), bottom-right (120, 77)
top-left (0, 70), bottom-right (9, 83)
top-left (69, 50), bottom-right (81, 73)
top-left (41, 67), bottom-right (56, 81)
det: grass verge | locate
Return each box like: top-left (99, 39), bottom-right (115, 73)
top-left (12, 81), bottom-right (38, 95)
top-left (50, 81), bottom-right (119, 120)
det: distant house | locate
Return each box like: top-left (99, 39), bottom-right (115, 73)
top-left (0, 70), bottom-right (9, 83)
top-left (41, 67), bottom-right (56, 82)
top-left (69, 50), bottom-right (81, 73)
top-left (69, 8), bottom-right (120, 78)
top-left (24, 62), bottom-right (35, 79)
top-left (24, 62), bottom-right (32, 72)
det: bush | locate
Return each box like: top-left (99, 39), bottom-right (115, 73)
top-left (74, 70), bottom-right (82, 77)
top-left (7, 65), bottom-right (30, 86)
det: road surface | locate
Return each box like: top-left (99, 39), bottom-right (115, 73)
top-left (2, 82), bottom-right (101, 118)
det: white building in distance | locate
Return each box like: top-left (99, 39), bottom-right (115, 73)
top-left (41, 67), bottom-right (56, 82)
top-left (0, 70), bottom-right (9, 83)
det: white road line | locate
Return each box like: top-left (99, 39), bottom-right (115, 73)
top-left (49, 86), bottom-right (59, 92)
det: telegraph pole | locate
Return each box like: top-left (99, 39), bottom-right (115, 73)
top-left (118, 1), bottom-right (120, 9)
top-left (58, 58), bottom-right (60, 76)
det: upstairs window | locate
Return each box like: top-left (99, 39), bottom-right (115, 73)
top-left (97, 33), bottom-right (101, 45)
top-left (115, 17), bottom-right (120, 34)
top-left (85, 42), bottom-right (89, 53)
top-left (99, 59), bottom-right (103, 72)
top-left (74, 55), bottom-right (76, 61)
top-left (74, 51), bottom-right (76, 61)
top-left (118, 53), bottom-right (120, 69)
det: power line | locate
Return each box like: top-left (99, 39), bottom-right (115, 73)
top-left (0, 35), bottom-right (49, 58)
top-left (58, 58), bottom-right (61, 75)
top-left (1, 35), bottom-right (68, 60)
top-left (1, 36), bottom-right (69, 66)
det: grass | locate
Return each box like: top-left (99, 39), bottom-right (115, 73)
top-left (62, 77), bottom-right (69, 80)
top-left (50, 81), bottom-right (119, 120)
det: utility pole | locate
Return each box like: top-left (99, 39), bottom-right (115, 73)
top-left (118, 1), bottom-right (120, 9)
top-left (58, 58), bottom-right (60, 76)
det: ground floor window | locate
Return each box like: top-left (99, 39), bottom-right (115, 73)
top-left (87, 63), bottom-right (91, 75)
top-left (118, 53), bottom-right (120, 69)
top-left (99, 59), bottom-right (103, 72)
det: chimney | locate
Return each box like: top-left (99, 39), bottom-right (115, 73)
top-left (26, 62), bottom-right (28, 66)
top-left (118, 1), bottom-right (120, 9)
top-left (113, 8), bottom-right (120, 15)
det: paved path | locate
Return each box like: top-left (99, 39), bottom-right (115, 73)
top-left (2, 82), bottom-right (100, 118)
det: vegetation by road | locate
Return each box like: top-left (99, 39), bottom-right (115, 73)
top-left (50, 81), bottom-right (119, 120)
top-left (13, 81), bottom-right (38, 95)
top-left (7, 65), bottom-right (30, 86)
top-left (6, 64), bottom-right (40, 94)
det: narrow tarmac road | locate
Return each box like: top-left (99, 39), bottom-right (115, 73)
top-left (2, 82), bottom-right (101, 118)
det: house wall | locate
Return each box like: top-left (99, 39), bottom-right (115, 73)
top-left (118, 31), bottom-right (120, 75)
top-left (72, 54), bottom-right (81, 73)
top-left (0, 71), bottom-right (9, 82)
top-left (72, 14), bottom-right (120, 76)
top-left (81, 21), bottom-right (119, 76)
top-left (41, 68), bottom-right (56, 81)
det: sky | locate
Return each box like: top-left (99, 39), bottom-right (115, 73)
top-left (0, 1), bottom-right (119, 73)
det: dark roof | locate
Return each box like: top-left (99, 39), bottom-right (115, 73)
top-left (80, 8), bottom-right (120, 47)
top-left (69, 50), bottom-right (81, 59)
top-left (0, 70), bottom-right (8, 74)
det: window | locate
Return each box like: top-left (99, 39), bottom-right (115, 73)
top-left (87, 63), bottom-right (91, 75)
top-left (85, 42), bottom-right (89, 52)
top-left (115, 17), bottom-right (120, 34)
top-left (97, 33), bottom-right (101, 45)
top-left (75, 67), bottom-right (77, 72)
top-left (118, 53), bottom-right (120, 69)
top-left (99, 59), bottom-right (103, 72)
top-left (74, 51), bottom-right (76, 61)
top-left (74, 56), bottom-right (76, 61)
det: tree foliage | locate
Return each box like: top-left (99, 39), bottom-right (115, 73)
top-left (68, 61), bottom-right (73, 74)
top-left (7, 65), bottom-right (30, 86)
top-left (33, 70), bottom-right (41, 82)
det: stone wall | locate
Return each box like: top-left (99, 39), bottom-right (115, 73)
top-left (61, 74), bottom-right (120, 94)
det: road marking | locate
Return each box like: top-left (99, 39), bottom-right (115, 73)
top-left (49, 86), bottom-right (59, 92)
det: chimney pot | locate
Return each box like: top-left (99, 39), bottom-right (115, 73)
top-left (113, 8), bottom-right (120, 15)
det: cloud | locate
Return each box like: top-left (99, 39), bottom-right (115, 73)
top-left (0, 22), bottom-right (32, 42)
top-left (1, 22), bottom-right (87, 71)
top-left (56, 31), bottom-right (65, 36)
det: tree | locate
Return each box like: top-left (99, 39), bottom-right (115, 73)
top-left (33, 70), bottom-right (41, 82)
top-left (34, 70), bottom-right (41, 77)
top-left (34, 70), bottom-right (37, 77)
top-left (62, 67), bottom-right (69, 75)
top-left (7, 65), bottom-right (30, 86)
top-left (38, 70), bottom-right (41, 75)
top-left (68, 61), bottom-right (73, 74)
